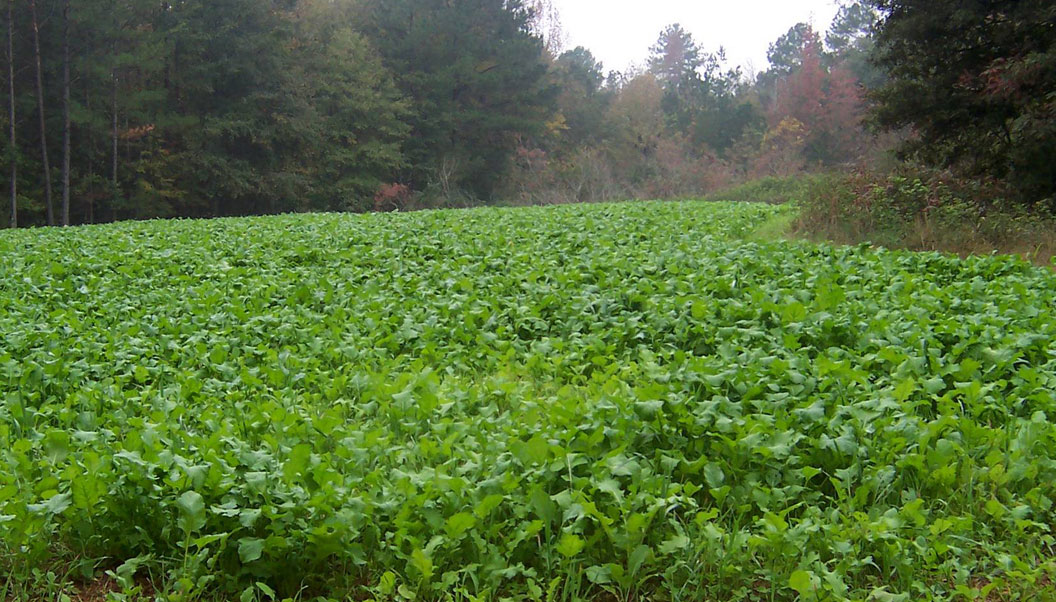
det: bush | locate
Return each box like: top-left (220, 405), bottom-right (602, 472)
top-left (373, 183), bottom-right (415, 212)
top-left (704, 174), bottom-right (830, 205)
top-left (794, 167), bottom-right (1056, 264)
top-left (501, 138), bottom-right (739, 206)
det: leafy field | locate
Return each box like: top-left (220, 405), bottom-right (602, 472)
top-left (2, 202), bottom-right (1055, 602)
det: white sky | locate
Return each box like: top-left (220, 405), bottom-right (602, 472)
top-left (552, 0), bottom-right (842, 76)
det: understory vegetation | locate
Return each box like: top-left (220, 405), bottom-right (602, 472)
top-left (725, 171), bottom-right (1056, 265)
top-left (2, 202), bottom-right (1055, 601)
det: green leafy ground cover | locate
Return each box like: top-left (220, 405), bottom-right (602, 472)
top-left (1, 201), bottom-right (1055, 601)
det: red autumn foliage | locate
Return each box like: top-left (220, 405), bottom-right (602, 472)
top-left (767, 27), bottom-right (865, 164)
top-left (770, 31), bottom-right (827, 131)
top-left (373, 183), bottom-right (413, 212)
top-left (823, 63), bottom-right (865, 159)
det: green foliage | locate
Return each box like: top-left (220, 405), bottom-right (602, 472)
top-left (826, 2), bottom-right (877, 56)
top-left (2, 201), bottom-right (1056, 600)
top-left (763, 23), bottom-right (820, 81)
top-left (550, 47), bottom-right (612, 147)
top-left (825, 2), bottom-right (886, 90)
top-left (4, 0), bottom-right (883, 222)
top-left (4, 0), bottom-right (411, 223)
top-left (648, 24), bottom-right (761, 156)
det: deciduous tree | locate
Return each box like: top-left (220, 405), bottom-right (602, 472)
top-left (769, 27), bottom-right (865, 164)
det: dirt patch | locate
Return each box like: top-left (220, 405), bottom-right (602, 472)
top-left (70, 575), bottom-right (121, 602)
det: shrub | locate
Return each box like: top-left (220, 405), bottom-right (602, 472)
top-left (795, 166), bottom-right (1056, 263)
top-left (373, 183), bottom-right (415, 212)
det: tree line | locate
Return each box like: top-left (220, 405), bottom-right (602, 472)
top-left (1, 0), bottom-right (1053, 227)
top-left (4, 0), bottom-right (441, 225)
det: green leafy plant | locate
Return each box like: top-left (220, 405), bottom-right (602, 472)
top-left (1, 201), bottom-right (1054, 601)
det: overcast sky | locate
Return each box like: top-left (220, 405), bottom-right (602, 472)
top-left (551, 0), bottom-right (841, 76)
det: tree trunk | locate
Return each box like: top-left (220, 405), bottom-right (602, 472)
top-left (29, 0), bottom-right (53, 225)
top-left (61, 0), bottom-right (70, 226)
top-left (111, 43), bottom-right (117, 215)
top-left (84, 68), bottom-right (92, 224)
top-left (6, 0), bottom-right (15, 228)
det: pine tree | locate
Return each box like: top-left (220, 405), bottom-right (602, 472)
top-left (60, 0), bottom-right (69, 226)
top-left (648, 24), bottom-right (703, 85)
top-left (648, 24), bottom-right (761, 156)
top-left (871, 0), bottom-right (1056, 204)
top-left (360, 0), bottom-right (555, 200)
top-left (29, 0), bottom-right (54, 225)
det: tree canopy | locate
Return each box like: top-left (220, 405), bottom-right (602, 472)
top-left (9, 0), bottom-right (1051, 224)
top-left (870, 0), bottom-right (1056, 204)
top-left (1, 0), bottom-right (555, 223)
top-left (358, 0), bottom-right (554, 200)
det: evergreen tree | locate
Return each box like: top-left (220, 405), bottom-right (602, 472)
top-left (649, 24), bottom-right (703, 86)
top-left (871, 0), bottom-right (1056, 204)
top-left (649, 24), bottom-right (761, 156)
top-left (28, 0), bottom-right (54, 225)
top-left (284, 0), bottom-right (410, 212)
top-left (827, 1), bottom-right (885, 89)
top-left (550, 47), bottom-right (610, 147)
top-left (826, 1), bottom-right (877, 56)
top-left (764, 23), bottom-right (819, 80)
top-left (5, 0), bottom-right (14, 227)
top-left (359, 0), bottom-right (555, 200)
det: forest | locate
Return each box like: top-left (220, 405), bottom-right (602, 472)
top-left (2, 0), bottom-right (1050, 227)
